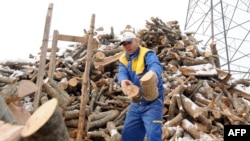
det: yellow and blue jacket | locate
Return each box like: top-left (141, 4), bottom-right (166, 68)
top-left (118, 46), bottom-right (164, 102)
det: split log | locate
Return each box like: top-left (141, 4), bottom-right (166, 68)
top-left (18, 80), bottom-right (38, 98)
top-left (44, 78), bottom-right (70, 102)
top-left (21, 98), bottom-right (70, 141)
top-left (54, 71), bottom-right (67, 81)
top-left (181, 95), bottom-right (208, 119)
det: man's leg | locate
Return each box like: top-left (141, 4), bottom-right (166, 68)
top-left (142, 99), bottom-right (163, 141)
top-left (122, 104), bottom-right (145, 141)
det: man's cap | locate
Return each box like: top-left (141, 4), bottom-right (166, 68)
top-left (120, 32), bottom-right (136, 45)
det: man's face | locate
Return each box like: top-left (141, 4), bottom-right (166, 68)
top-left (122, 38), bottom-right (139, 55)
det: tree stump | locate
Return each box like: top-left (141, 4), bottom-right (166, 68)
top-left (21, 98), bottom-right (70, 141)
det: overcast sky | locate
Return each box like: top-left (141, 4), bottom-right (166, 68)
top-left (0, 0), bottom-right (187, 61)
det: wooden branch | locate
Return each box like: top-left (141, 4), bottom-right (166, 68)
top-left (77, 14), bottom-right (96, 140)
top-left (34, 3), bottom-right (53, 110)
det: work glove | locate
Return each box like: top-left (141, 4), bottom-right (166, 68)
top-left (120, 80), bottom-right (133, 95)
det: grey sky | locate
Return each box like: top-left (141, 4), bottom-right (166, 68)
top-left (0, 0), bottom-right (188, 61)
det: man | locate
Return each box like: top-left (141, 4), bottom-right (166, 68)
top-left (118, 32), bottom-right (164, 141)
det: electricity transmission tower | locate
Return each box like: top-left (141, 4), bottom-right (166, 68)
top-left (185, 0), bottom-right (250, 78)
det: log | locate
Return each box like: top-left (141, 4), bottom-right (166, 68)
top-left (107, 121), bottom-right (121, 141)
top-left (0, 120), bottom-right (24, 141)
top-left (140, 70), bottom-right (159, 101)
top-left (64, 109), bottom-right (79, 120)
top-left (162, 126), bottom-right (176, 140)
top-left (93, 52), bottom-right (122, 69)
top-left (18, 80), bottom-right (38, 98)
top-left (87, 110), bottom-right (119, 130)
top-left (181, 119), bottom-right (213, 140)
top-left (21, 98), bottom-right (70, 141)
top-left (42, 81), bottom-right (67, 108)
top-left (0, 76), bottom-right (17, 84)
top-left (87, 131), bottom-right (111, 141)
top-left (0, 95), bottom-right (16, 124)
top-left (44, 78), bottom-right (70, 102)
top-left (92, 51), bottom-right (106, 62)
top-left (59, 77), bottom-right (68, 90)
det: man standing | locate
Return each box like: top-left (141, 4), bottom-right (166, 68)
top-left (118, 32), bottom-right (164, 141)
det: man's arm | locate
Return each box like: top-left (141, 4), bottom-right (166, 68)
top-left (145, 51), bottom-right (163, 80)
top-left (117, 62), bottom-right (129, 84)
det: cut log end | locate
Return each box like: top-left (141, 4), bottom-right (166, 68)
top-left (21, 98), bottom-right (58, 137)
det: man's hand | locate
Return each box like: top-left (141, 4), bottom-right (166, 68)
top-left (121, 80), bottom-right (133, 95)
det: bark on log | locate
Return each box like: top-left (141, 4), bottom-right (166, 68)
top-left (0, 76), bottom-right (17, 84)
top-left (107, 121), bottom-right (121, 141)
top-left (87, 110), bottom-right (119, 130)
top-left (181, 119), bottom-right (213, 140)
top-left (21, 98), bottom-right (70, 141)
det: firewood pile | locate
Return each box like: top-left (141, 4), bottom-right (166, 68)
top-left (0, 17), bottom-right (250, 141)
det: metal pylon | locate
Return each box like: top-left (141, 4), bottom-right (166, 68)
top-left (185, 0), bottom-right (250, 78)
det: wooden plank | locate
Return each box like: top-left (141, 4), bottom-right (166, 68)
top-left (34, 3), bottom-right (53, 110)
top-left (77, 14), bottom-right (95, 140)
top-left (58, 34), bottom-right (87, 43)
top-left (48, 30), bottom-right (59, 79)
top-left (18, 80), bottom-right (38, 98)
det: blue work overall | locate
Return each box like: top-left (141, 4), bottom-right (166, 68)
top-left (118, 46), bottom-right (164, 141)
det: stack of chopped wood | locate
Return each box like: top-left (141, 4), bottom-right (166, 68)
top-left (0, 17), bottom-right (250, 141)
